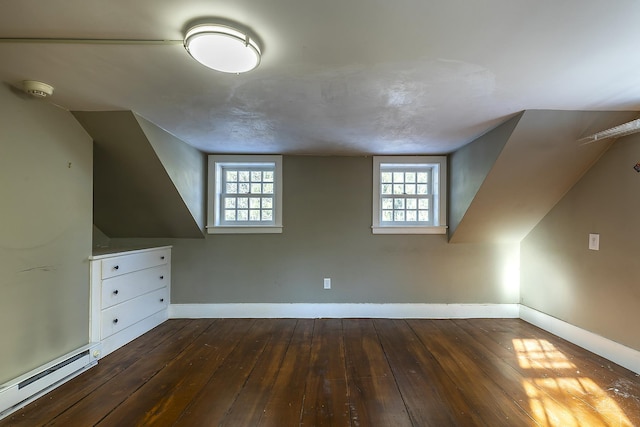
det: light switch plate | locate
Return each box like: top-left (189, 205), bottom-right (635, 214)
top-left (589, 233), bottom-right (599, 251)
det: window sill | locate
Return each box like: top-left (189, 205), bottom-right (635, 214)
top-left (207, 226), bottom-right (283, 234)
top-left (371, 225), bottom-right (447, 235)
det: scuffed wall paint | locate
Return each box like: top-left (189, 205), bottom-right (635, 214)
top-left (0, 85), bottom-right (93, 384)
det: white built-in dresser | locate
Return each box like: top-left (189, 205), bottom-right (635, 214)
top-left (89, 246), bottom-right (171, 357)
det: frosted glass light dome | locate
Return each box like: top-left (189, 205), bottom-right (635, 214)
top-left (184, 24), bottom-right (261, 74)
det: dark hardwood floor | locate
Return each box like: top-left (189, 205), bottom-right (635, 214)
top-left (1, 318), bottom-right (639, 426)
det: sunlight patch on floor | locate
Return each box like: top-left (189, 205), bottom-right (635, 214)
top-left (513, 338), bottom-right (576, 370)
top-left (513, 339), bottom-right (633, 427)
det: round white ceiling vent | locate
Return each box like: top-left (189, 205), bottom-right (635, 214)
top-left (22, 80), bottom-right (54, 98)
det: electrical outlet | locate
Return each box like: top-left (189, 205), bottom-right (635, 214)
top-left (589, 233), bottom-right (599, 251)
top-left (323, 278), bottom-right (331, 290)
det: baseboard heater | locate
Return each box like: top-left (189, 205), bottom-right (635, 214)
top-left (0, 343), bottom-right (101, 419)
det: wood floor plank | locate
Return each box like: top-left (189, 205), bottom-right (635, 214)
top-left (300, 319), bottom-right (351, 427)
top-left (1, 318), bottom-right (638, 427)
top-left (219, 319), bottom-right (299, 426)
top-left (0, 319), bottom-right (194, 427)
top-left (95, 318), bottom-right (256, 427)
top-left (431, 320), bottom-right (541, 417)
top-left (44, 319), bottom-right (213, 426)
top-left (373, 319), bottom-right (474, 426)
top-left (257, 319), bottom-right (314, 427)
top-left (173, 319), bottom-right (286, 426)
top-left (343, 319), bottom-right (412, 427)
top-left (459, 318), bottom-right (640, 426)
top-left (408, 319), bottom-right (535, 426)
top-left (515, 320), bottom-right (640, 400)
top-left (451, 319), bottom-right (607, 426)
top-left (454, 319), bottom-right (611, 426)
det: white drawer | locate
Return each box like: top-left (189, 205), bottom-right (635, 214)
top-left (101, 264), bottom-right (169, 309)
top-left (101, 248), bottom-right (170, 279)
top-left (100, 287), bottom-right (169, 339)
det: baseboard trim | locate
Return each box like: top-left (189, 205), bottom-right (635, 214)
top-left (519, 305), bottom-right (640, 375)
top-left (169, 303), bottom-right (519, 319)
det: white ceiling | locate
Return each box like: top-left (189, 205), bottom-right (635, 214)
top-left (1, 0), bottom-right (640, 155)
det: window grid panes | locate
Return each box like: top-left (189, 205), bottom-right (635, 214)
top-left (380, 167), bottom-right (433, 225)
top-left (221, 166), bottom-right (275, 225)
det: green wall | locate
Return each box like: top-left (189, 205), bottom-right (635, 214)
top-left (114, 156), bottom-right (520, 304)
top-left (521, 134), bottom-right (640, 351)
top-left (135, 114), bottom-right (206, 232)
top-left (449, 114), bottom-right (520, 238)
top-left (0, 84), bottom-right (93, 384)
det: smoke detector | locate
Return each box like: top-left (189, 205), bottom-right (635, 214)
top-left (22, 80), bottom-right (54, 98)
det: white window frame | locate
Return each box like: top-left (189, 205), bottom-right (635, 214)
top-left (372, 156), bottom-right (447, 235)
top-left (207, 155), bottom-right (283, 234)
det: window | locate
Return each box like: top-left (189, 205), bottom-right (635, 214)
top-left (207, 155), bottom-right (282, 234)
top-left (372, 156), bottom-right (447, 234)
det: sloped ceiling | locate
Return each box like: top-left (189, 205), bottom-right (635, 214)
top-left (1, 1), bottom-right (640, 155)
top-left (2, 2), bottom-right (640, 242)
top-left (449, 110), bottom-right (639, 243)
top-left (73, 111), bottom-right (205, 238)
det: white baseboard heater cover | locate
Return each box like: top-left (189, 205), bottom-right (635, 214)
top-left (0, 343), bottom-right (101, 419)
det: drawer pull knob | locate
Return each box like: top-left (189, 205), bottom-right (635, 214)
top-left (113, 265), bottom-right (119, 270)
top-left (160, 298), bottom-right (165, 302)
top-left (113, 318), bottom-right (119, 324)
top-left (160, 275), bottom-right (164, 280)
top-left (113, 290), bottom-right (119, 295)
top-left (161, 256), bottom-right (165, 260)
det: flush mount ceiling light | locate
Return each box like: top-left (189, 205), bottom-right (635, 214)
top-left (0, 19), bottom-right (262, 75)
top-left (578, 118), bottom-right (640, 144)
top-left (184, 23), bottom-right (261, 74)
